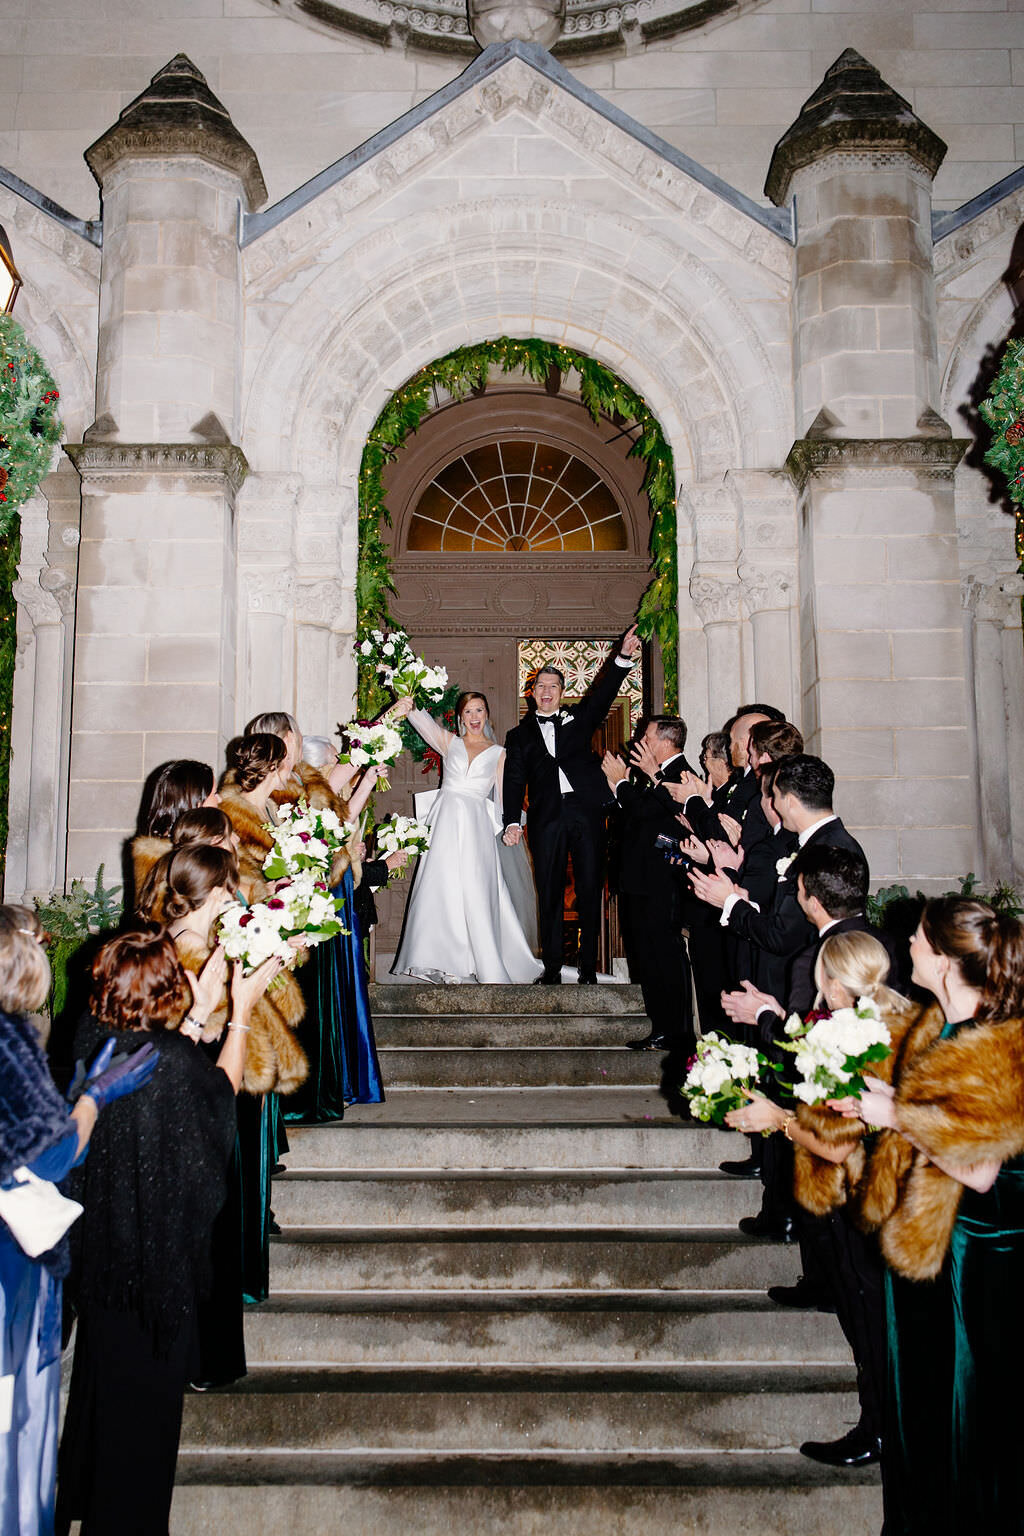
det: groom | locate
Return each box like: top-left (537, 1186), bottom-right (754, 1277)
top-left (502, 626), bottom-right (642, 984)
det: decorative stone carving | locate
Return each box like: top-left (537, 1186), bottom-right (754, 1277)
top-left (961, 573), bottom-right (1024, 627)
top-left (689, 573), bottom-right (741, 626)
top-left (784, 437), bottom-right (969, 489)
top-left (470, 0), bottom-right (565, 49)
top-left (245, 570), bottom-right (296, 616)
top-left (764, 49), bottom-right (947, 207)
top-left (84, 54), bottom-right (267, 209)
top-left (64, 441), bottom-right (249, 495)
top-left (294, 580), bottom-right (350, 627)
top-left (739, 565), bottom-right (795, 615)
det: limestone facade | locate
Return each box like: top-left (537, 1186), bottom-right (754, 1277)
top-left (2, 15), bottom-right (1023, 900)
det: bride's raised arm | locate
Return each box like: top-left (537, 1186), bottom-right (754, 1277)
top-left (392, 695), bottom-right (454, 759)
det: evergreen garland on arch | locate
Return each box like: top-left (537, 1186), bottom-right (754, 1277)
top-left (357, 337), bottom-right (678, 716)
top-left (0, 314), bottom-right (63, 886)
top-left (979, 337), bottom-right (1024, 602)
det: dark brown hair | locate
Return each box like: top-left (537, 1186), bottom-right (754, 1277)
top-left (138, 760), bottom-right (215, 838)
top-left (160, 845), bottom-right (239, 922)
top-left (921, 897), bottom-right (1024, 1022)
top-left (224, 733), bottom-right (286, 793)
top-left (749, 720), bottom-right (804, 761)
top-left (171, 808), bottom-right (234, 848)
top-left (90, 926), bottom-right (191, 1032)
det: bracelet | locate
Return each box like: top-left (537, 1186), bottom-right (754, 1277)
top-left (782, 1113), bottom-right (797, 1141)
top-left (227, 1022), bottom-right (250, 1033)
top-left (181, 1016), bottom-right (204, 1038)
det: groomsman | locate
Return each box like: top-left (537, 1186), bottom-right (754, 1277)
top-left (602, 718), bottom-right (697, 1054)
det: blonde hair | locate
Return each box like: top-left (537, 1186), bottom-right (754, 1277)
top-left (814, 929), bottom-right (909, 1015)
top-left (0, 905), bottom-right (51, 1015)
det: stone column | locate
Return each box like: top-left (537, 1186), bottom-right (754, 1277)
top-left (739, 565), bottom-right (797, 720)
top-left (61, 58), bottom-right (265, 882)
top-left (689, 573), bottom-right (741, 735)
top-left (962, 572), bottom-right (1024, 888)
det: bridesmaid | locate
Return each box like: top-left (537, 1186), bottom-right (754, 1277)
top-left (218, 734), bottom-right (309, 1303)
top-left (243, 712), bottom-right (388, 1122)
top-left (843, 897), bottom-right (1024, 1533)
top-left (130, 759), bottom-right (220, 903)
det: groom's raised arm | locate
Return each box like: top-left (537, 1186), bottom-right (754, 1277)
top-left (573, 625), bottom-right (641, 735)
top-left (502, 726), bottom-right (527, 829)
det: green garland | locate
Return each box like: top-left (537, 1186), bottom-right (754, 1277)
top-left (0, 314), bottom-right (63, 887)
top-left (979, 339), bottom-right (1024, 623)
top-left (357, 337), bottom-right (677, 714)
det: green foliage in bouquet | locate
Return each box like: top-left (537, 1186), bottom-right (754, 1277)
top-left (357, 338), bottom-right (678, 715)
top-left (33, 864), bottom-right (122, 1022)
top-left (398, 681), bottom-right (462, 770)
top-left (0, 314), bottom-right (63, 884)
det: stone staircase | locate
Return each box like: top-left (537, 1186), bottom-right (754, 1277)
top-left (172, 984), bottom-right (882, 1535)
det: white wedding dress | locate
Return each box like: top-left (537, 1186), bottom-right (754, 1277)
top-left (392, 711), bottom-right (543, 985)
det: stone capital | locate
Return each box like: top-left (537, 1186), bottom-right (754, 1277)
top-left (961, 572), bottom-right (1024, 627)
top-left (689, 571), bottom-right (740, 626)
top-left (784, 437), bottom-right (969, 490)
top-left (739, 564), bottom-right (795, 615)
top-left (64, 441), bottom-right (249, 496)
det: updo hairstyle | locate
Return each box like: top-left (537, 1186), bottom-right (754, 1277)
top-left (89, 926), bottom-right (191, 1033)
top-left (0, 904), bottom-right (51, 1015)
top-left (814, 930), bottom-right (909, 1016)
top-left (171, 807), bottom-right (234, 848)
top-left (224, 733), bottom-right (286, 793)
top-left (158, 845), bottom-right (240, 923)
top-left (139, 760), bottom-right (216, 838)
top-left (245, 711), bottom-right (300, 742)
top-left (921, 897), bottom-right (1024, 1023)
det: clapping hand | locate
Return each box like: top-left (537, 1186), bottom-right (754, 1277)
top-left (680, 834), bottom-right (708, 865)
top-left (230, 954), bottom-right (284, 1019)
top-left (719, 813), bottom-right (743, 847)
top-left (602, 750), bottom-right (628, 789)
top-left (677, 771), bottom-right (711, 803)
top-left (709, 838), bottom-right (742, 874)
top-left (722, 980), bottom-right (783, 1028)
top-left (629, 738), bottom-right (659, 780)
top-left (689, 866), bottom-right (741, 910)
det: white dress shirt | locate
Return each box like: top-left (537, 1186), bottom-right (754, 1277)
top-left (539, 653), bottom-right (633, 797)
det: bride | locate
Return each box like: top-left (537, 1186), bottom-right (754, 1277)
top-left (391, 692), bottom-right (543, 984)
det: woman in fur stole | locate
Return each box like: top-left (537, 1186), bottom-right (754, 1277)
top-left (726, 930), bottom-right (912, 1470)
top-left (217, 733), bottom-right (310, 1302)
top-left (838, 897), bottom-right (1024, 1535)
top-left (129, 759), bottom-right (220, 908)
top-left (242, 712), bottom-right (392, 1121)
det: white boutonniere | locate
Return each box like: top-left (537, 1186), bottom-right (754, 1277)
top-left (558, 710), bottom-right (574, 725)
top-left (776, 853), bottom-right (797, 881)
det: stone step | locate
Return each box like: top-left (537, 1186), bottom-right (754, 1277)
top-left (369, 984), bottom-right (644, 1016)
top-left (280, 1123), bottom-right (739, 1170)
top-left (375, 1046), bottom-right (664, 1088)
top-left (244, 1295), bottom-right (850, 1364)
top-left (373, 1014), bottom-right (649, 1047)
top-left (310, 1085), bottom-right (679, 1127)
top-left (268, 1230), bottom-right (800, 1291)
top-left (180, 1365), bottom-right (859, 1452)
top-left (170, 1480), bottom-right (881, 1536)
top-left (270, 1170), bottom-right (762, 1228)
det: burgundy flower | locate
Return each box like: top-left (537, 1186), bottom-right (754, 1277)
top-left (239, 912), bottom-right (254, 927)
top-left (267, 898), bottom-right (285, 909)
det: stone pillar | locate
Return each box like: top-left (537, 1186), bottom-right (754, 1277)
top-left (63, 56), bottom-right (265, 882)
top-left (689, 573), bottom-right (741, 736)
top-left (739, 565), bottom-right (797, 720)
top-left (961, 573), bottom-right (1024, 888)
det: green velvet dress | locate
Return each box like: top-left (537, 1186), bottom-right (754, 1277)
top-left (883, 1019), bottom-right (1024, 1535)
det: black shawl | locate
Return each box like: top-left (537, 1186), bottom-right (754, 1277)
top-left (66, 1015), bottom-right (236, 1354)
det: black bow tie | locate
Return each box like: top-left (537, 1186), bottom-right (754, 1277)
top-left (536, 713), bottom-right (558, 723)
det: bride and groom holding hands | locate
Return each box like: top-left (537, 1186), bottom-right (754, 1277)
top-left (391, 626), bottom-right (643, 986)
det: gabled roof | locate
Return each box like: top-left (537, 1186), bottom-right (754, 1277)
top-left (241, 38), bottom-right (794, 247)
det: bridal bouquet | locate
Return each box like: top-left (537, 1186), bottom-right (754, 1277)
top-left (262, 799), bottom-right (347, 880)
top-left (219, 872), bottom-right (345, 972)
top-left (358, 626), bottom-right (448, 707)
top-left (781, 998), bottom-right (892, 1105)
top-left (682, 1033), bottom-right (768, 1125)
top-left (374, 813), bottom-right (431, 877)
top-left (337, 718), bottom-right (406, 793)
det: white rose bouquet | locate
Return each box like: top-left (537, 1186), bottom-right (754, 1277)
top-left (218, 871), bottom-right (346, 974)
top-left (681, 1032), bottom-right (769, 1125)
top-left (263, 798), bottom-right (347, 881)
top-left (337, 719), bottom-right (406, 793)
top-left (374, 814), bottom-right (431, 877)
top-left (781, 997), bottom-right (892, 1105)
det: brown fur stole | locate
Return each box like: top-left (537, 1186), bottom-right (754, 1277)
top-left (131, 835), bottom-right (171, 913)
top-left (173, 929), bottom-right (308, 1098)
top-left (792, 1003), bottom-right (913, 1218)
top-left (218, 784), bottom-right (277, 905)
top-left (855, 1002), bottom-right (1024, 1279)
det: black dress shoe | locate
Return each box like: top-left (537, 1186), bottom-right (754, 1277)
top-left (738, 1212), bottom-right (795, 1243)
top-left (625, 1033), bottom-right (671, 1051)
top-left (719, 1155), bottom-right (762, 1178)
top-left (577, 972), bottom-right (598, 985)
top-left (533, 972), bottom-right (562, 985)
top-left (767, 1277), bottom-right (837, 1312)
top-left (800, 1429), bottom-right (881, 1467)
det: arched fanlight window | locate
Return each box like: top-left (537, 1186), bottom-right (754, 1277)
top-left (407, 439), bottom-right (628, 552)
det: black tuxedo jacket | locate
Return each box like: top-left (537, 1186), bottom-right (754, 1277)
top-left (684, 766), bottom-right (760, 845)
top-left (502, 659), bottom-right (632, 831)
top-left (727, 817), bottom-right (866, 964)
top-left (613, 754), bottom-right (696, 898)
top-left (785, 913), bottom-right (908, 1019)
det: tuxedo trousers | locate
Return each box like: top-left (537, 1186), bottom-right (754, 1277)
top-left (530, 795), bottom-right (605, 976)
top-left (621, 889), bottom-right (695, 1051)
